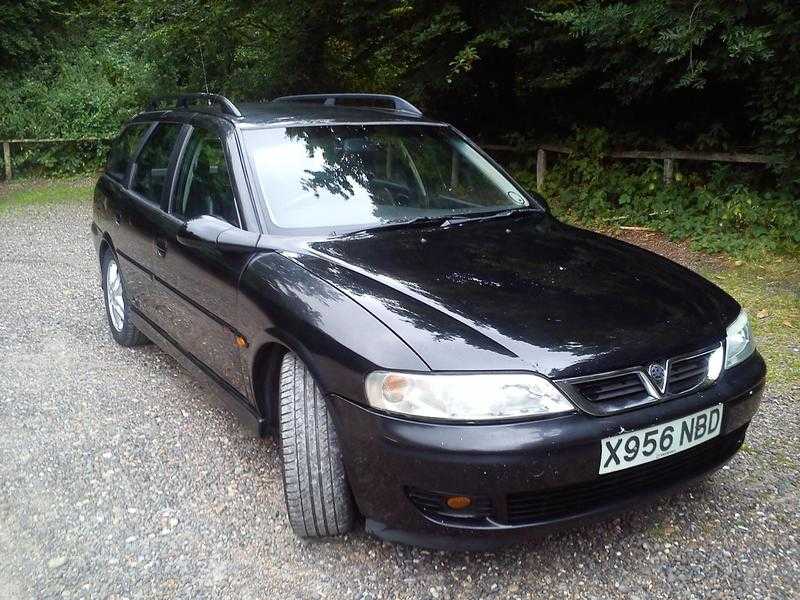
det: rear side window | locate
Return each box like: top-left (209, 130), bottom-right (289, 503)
top-left (131, 123), bottom-right (182, 203)
top-left (105, 125), bottom-right (147, 181)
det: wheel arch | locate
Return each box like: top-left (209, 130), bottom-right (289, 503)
top-left (250, 333), bottom-right (346, 436)
top-left (250, 341), bottom-right (289, 433)
top-left (98, 232), bottom-right (115, 262)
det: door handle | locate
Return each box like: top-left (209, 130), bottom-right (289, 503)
top-left (154, 237), bottom-right (167, 258)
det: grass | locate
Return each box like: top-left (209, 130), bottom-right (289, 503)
top-left (595, 220), bottom-right (799, 393)
top-left (0, 176), bottom-right (94, 213)
top-left (700, 257), bottom-right (800, 393)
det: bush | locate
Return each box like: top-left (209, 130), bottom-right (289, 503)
top-left (511, 129), bottom-right (800, 258)
top-left (0, 35), bottom-right (158, 177)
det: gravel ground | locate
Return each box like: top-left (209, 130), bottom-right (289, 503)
top-left (0, 198), bottom-right (798, 600)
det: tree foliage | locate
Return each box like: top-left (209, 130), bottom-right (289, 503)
top-left (1, 1), bottom-right (799, 189)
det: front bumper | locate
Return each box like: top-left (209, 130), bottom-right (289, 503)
top-left (330, 352), bottom-right (766, 550)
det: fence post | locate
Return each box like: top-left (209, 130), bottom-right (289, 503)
top-left (2, 142), bottom-right (10, 181)
top-left (536, 148), bottom-right (547, 192)
top-left (663, 158), bottom-right (674, 186)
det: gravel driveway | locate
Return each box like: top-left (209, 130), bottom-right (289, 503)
top-left (0, 198), bottom-right (797, 600)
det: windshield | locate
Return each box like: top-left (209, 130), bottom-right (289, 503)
top-left (243, 124), bottom-right (539, 233)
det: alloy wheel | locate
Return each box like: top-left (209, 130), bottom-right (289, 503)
top-left (106, 259), bottom-right (125, 331)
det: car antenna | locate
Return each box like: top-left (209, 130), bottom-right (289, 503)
top-left (199, 48), bottom-right (209, 94)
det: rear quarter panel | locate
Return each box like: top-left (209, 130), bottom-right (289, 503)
top-left (92, 176), bottom-right (115, 249)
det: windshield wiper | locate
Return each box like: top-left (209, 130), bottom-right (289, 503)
top-left (334, 208), bottom-right (538, 238)
top-left (337, 216), bottom-right (449, 237)
top-left (439, 207), bottom-right (538, 227)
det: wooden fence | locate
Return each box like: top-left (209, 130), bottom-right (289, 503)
top-left (1, 137), bottom-right (113, 180)
top-left (1, 137), bottom-right (771, 187)
top-left (482, 144), bottom-right (771, 191)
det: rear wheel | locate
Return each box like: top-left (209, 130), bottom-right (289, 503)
top-left (278, 351), bottom-right (356, 538)
top-left (101, 249), bottom-right (149, 347)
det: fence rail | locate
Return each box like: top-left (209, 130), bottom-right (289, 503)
top-left (1, 137), bottom-right (771, 187)
top-left (1, 137), bottom-right (113, 181)
top-left (482, 144), bottom-right (771, 191)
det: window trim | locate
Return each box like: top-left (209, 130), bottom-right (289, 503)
top-left (227, 124), bottom-right (264, 234)
top-left (162, 125), bottom-right (193, 212)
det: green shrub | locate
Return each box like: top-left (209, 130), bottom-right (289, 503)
top-left (0, 34), bottom-right (158, 177)
top-left (4, 141), bottom-right (112, 179)
top-left (511, 129), bottom-right (800, 258)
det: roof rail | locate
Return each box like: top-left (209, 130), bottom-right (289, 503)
top-left (273, 93), bottom-right (423, 117)
top-left (146, 93), bottom-right (242, 118)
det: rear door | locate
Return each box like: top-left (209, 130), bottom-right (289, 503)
top-left (147, 123), bottom-right (254, 397)
top-left (96, 122), bottom-right (152, 305)
top-left (117, 122), bottom-right (185, 318)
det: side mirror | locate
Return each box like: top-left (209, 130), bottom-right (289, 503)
top-left (176, 215), bottom-right (259, 253)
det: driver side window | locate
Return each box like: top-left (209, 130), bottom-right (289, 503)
top-left (173, 128), bottom-right (240, 227)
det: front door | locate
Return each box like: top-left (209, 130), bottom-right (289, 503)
top-left (147, 125), bottom-right (253, 397)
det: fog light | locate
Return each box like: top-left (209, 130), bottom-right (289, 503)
top-left (445, 495), bottom-right (472, 510)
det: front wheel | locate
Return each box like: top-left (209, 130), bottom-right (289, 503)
top-left (101, 250), bottom-right (149, 347)
top-left (278, 352), bottom-right (356, 538)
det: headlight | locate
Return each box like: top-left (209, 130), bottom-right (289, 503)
top-left (364, 372), bottom-right (575, 421)
top-left (725, 311), bottom-right (756, 369)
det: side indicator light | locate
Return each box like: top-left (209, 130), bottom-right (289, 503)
top-left (234, 335), bottom-right (249, 349)
top-left (445, 496), bottom-right (472, 510)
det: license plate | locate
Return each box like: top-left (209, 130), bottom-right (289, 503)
top-left (599, 404), bottom-right (724, 475)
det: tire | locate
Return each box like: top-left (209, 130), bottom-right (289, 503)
top-left (101, 249), bottom-right (149, 347)
top-left (278, 351), bottom-right (356, 538)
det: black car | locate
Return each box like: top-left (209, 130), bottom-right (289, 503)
top-left (92, 92), bottom-right (765, 549)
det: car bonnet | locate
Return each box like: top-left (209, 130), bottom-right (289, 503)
top-left (282, 213), bottom-right (740, 379)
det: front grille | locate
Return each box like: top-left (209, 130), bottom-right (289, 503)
top-left (573, 372), bottom-right (649, 404)
top-left (504, 425), bottom-right (746, 526)
top-left (560, 344), bottom-right (722, 414)
top-left (667, 353), bottom-right (711, 395)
